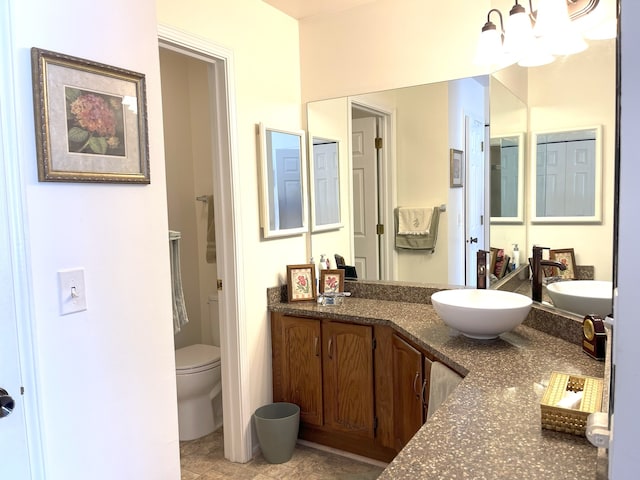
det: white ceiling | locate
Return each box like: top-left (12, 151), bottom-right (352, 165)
top-left (262, 0), bottom-right (376, 19)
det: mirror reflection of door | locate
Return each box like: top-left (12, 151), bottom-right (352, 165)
top-left (351, 115), bottom-right (379, 280)
top-left (312, 138), bottom-right (340, 227)
top-left (465, 115), bottom-right (486, 286)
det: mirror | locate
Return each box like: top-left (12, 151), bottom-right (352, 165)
top-left (257, 123), bottom-right (308, 238)
top-left (531, 126), bottom-right (602, 223)
top-left (306, 37), bottom-right (616, 315)
top-left (310, 137), bottom-right (342, 232)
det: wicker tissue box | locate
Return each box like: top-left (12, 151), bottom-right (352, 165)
top-left (540, 371), bottom-right (604, 436)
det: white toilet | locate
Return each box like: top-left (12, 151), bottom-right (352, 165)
top-left (175, 343), bottom-right (222, 441)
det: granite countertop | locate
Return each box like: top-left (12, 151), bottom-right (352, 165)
top-left (269, 290), bottom-right (605, 479)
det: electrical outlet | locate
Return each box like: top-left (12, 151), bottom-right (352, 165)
top-left (58, 268), bottom-right (87, 315)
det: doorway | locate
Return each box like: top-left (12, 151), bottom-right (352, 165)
top-left (158, 25), bottom-right (251, 463)
top-left (350, 102), bottom-right (393, 281)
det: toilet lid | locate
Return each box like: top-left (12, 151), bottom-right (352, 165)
top-left (175, 344), bottom-right (221, 371)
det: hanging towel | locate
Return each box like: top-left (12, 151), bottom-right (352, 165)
top-left (169, 230), bottom-right (189, 334)
top-left (397, 207), bottom-right (433, 235)
top-left (427, 361), bottom-right (463, 420)
top-left (205, 195), bottom-right (216, 263)
top-left (395, 207), bottom-right (441, 252)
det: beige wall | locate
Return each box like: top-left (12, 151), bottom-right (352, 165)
top-left (160, 49), bottom-right (219, 349)
top-left (299, 0), bottom-right (491, 102)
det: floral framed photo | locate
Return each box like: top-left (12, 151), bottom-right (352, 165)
top-left (450, 148), bottom-right (464, 188)
top-left (550, 248), bottom-right (577, 279)
top-left (31, 48), bottom-right (150, 183)
top-left (287, 264), bottom-right (317, 302)
top-left (319, 269), bottom-right (345, 294)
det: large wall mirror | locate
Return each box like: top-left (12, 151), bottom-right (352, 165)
top-left (305, 36), bottom-right (616, 316)
top-left (257, 123), bottom-right (308, 239)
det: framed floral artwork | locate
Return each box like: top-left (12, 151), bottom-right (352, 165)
top-left (286, 264), bottom-right (317, 302)
top-left (319, 269), bottom-right (345, 294)
top-left (31, 47), bottom-right (150, 183)
top-left (550, 248), bottom-right (577, 279)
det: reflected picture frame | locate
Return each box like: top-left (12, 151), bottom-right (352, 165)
top-left (450, 148), bottom-right (464, 188)
top-left (550, 248), bottom-right (577, 279)
top-left (286, 264), bottom-right (317, 302)
top-left (319, 269), bottom-right (345, 294)
top-left (31, 47), bottom-right (150, 183)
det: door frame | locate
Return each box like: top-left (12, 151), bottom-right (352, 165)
top-left (0, 1), bottom-right (46, 475)
top-left (158, 25), bottom-right (251, 463)
top-left (349, 99), bottom-right (395, 280)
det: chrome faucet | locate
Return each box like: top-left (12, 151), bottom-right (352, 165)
top-left (531, 246), bottom-right (567, 302)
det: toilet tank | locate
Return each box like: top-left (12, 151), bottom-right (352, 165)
top-left (208, 294), bottom-right (220, 347)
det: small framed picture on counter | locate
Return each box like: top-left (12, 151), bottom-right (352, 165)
top-left (286, 264), bottom-right (317, 302)
top-left (319, 269), bottom-right (345, 294)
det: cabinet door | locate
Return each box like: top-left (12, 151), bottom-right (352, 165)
top-left (323, 321), bottom-right (375, 438)
top-left (391, 333), bottom-right (424, 450)
top-left (273, 315), bottom-right (323, 426)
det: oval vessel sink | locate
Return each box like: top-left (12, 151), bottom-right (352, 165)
top-left (545, 280), bottom-right (612, 317)
top-left (430, 289), bottom-right (532, 340)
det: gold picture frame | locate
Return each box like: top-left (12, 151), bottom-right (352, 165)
top-left (31, 47), bottom-right (150, 183)
top-left (450, 148), bottom-right (464, 188)
top-left (286, 264), bottom-right (317, 302)
top-left (319, 269), bottom-right (345, 294)
top-left (550, 248), bottom-right (577, 279)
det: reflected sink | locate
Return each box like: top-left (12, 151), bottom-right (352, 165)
top-left (430, 289), bottom-right (532, 340)
top-left (545, 280), bottom-right (613, 317)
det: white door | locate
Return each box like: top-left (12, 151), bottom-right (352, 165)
top-left (0, 164), bottom-right (33, 479)
top-left (275, 148), bottom-right (303, 229)
top-left (465, 115), bottom-right (486, 286)
top-left (351, 117), bottom-right (379, 280)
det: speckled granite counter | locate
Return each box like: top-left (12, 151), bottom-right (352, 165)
top-left (268, 283), bottom-right (606, 480)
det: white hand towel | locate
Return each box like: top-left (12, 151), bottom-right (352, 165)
top-left (397, 207), bottom-right (433, 235)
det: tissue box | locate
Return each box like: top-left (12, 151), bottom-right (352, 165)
top-left (540, 371), bottom-right (604, 436)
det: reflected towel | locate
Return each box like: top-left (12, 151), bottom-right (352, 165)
top-left (397, 207), bottom-right (433, 235)
top-left (169, 230), bottom-right (189, 334)
top-left (395, 207), bottom-right (441, 252)
top-left (427, 361), bottom-right (463, 420)
top-left (206, 195), bottom-right (216, 263)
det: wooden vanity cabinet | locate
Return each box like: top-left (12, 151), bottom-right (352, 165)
top-left (271, 312), bottom-right (446, 461)
top-left (271, 314), bottom-right (323, 426)
top-left (271, 313), bottom-right (395, 462)
top-left (390, 333), bottom-right (433, 450)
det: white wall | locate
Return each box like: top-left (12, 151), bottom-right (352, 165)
top-left (8, 0), bottom-right (180, 478)
top-left (611, 2), bottom-right (640, 476)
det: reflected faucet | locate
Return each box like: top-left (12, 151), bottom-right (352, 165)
top-left (477, 250), bottom-right (490, 289)
top-left (531, 246), bottom-right (567, 302)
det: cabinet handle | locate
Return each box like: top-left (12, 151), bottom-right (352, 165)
top-left (314, 336), bottom-right (320, 357)
top-left (328, 338), bottom-right (333, 359)
top-left (413, 372), bottom-right (420, 398)
top-left (421, 379), bottom-right (428, 407)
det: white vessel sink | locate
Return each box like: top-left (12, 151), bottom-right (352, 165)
top-left (545, 280), bottom-right (613, 317)
top-left (430, 289), bottom-right (532, 340)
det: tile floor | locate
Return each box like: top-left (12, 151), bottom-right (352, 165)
top-left (180, 429), bottom-right (385, 480)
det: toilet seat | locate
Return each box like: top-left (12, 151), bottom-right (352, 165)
top-left (175, 344), bottom-right (221, 375)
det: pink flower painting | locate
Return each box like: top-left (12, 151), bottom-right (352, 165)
top-left (66, 87), bottom-right (126, 157)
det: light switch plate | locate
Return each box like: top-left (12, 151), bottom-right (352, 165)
top-left (58, 268), bottom-right (87, 315)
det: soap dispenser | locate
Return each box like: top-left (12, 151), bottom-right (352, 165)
top-left (512, 244), bottom-right (520, 269)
